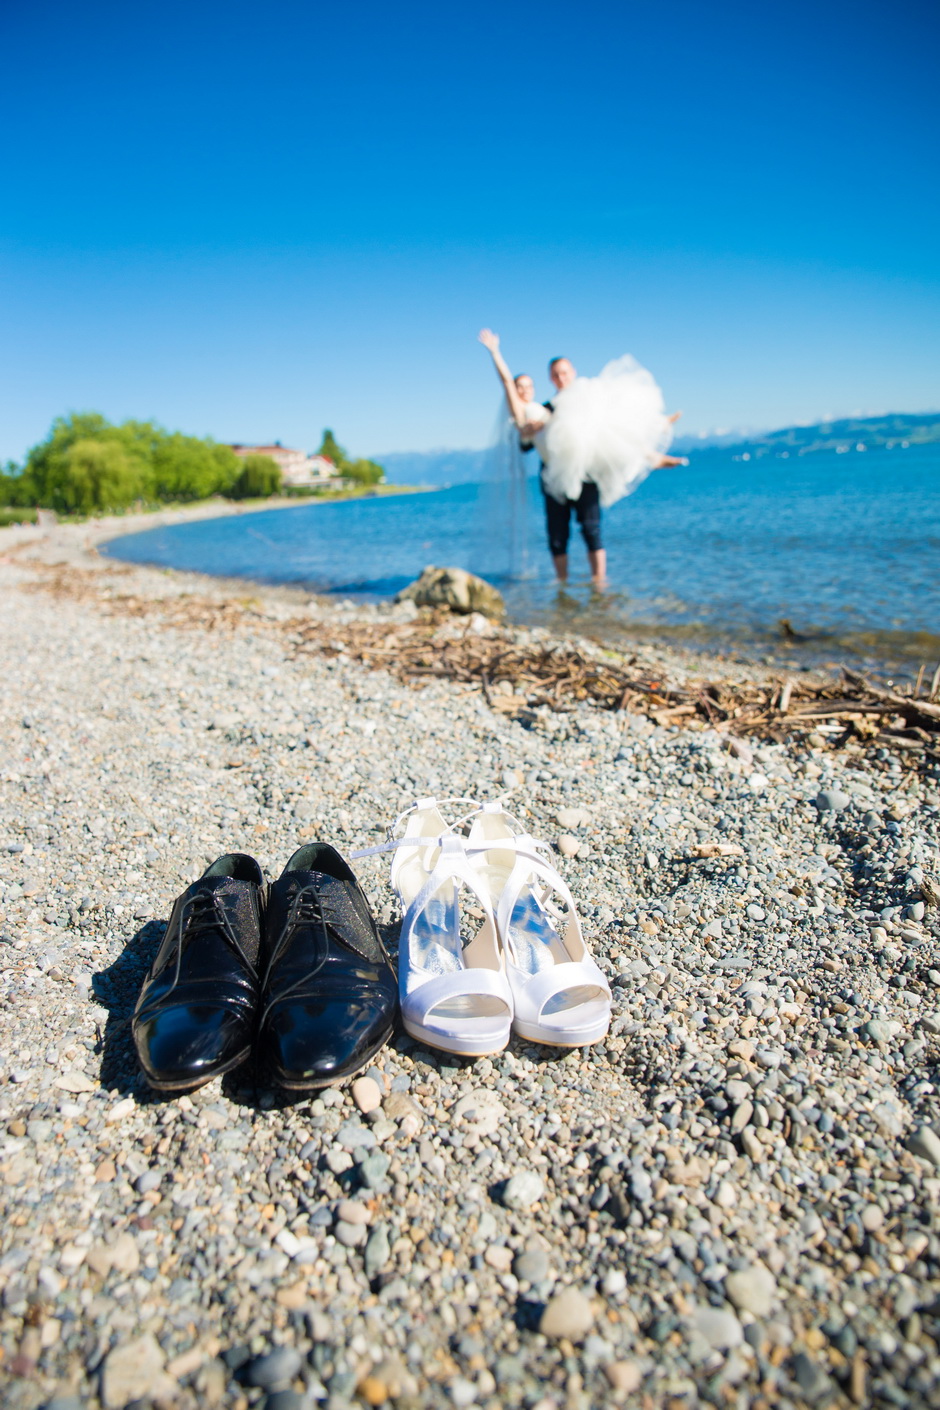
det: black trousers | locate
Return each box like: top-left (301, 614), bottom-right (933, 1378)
top-left (541, 474), bottom-right (603, 557)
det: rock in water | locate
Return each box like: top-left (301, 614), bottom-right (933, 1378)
top-left (396, 566), bottom-right (505, 617)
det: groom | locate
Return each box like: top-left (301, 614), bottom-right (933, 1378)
top-left (520, 355), bottom-right (607, 590)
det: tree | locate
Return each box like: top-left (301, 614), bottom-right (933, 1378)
top-left (314, 429), bottom-right (384, 484)
top-left (316, 429), bottom-right (346, 468)
top-left (45, 438), bottom-right (144, 514)
top-left (149, 433), bottom-right (241, 501)
top-left (228, 453), bottom-right (282, 499)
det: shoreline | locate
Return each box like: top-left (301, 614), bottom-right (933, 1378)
top-left (0, 521), bottom-right (938, 1407)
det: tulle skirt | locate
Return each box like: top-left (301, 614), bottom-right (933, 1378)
top-left (537, 355), bottom-right (673, 507)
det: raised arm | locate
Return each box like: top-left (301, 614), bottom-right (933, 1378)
top-left (478, 328), bottom-right (530, 430)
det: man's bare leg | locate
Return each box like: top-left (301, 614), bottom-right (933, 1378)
top-left (654, 454), bottom-right (688, 468)
top-left (589, 548), bottom-right (607, 589)
top-left (552, 553), bottom-right (569, 583)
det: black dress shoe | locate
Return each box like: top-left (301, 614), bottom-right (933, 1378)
top-left (259, 842), bottom-right (397, 1089)
top-left (132, 853), bottom-right (265, 1092)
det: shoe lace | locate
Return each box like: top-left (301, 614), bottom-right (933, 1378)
top-left (170, 887), bottom-right (255, 988)
top-left (262, 882), bottom-right (333, 1010)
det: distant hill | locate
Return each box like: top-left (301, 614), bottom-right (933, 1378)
top-left (378, 447), bottom-right (490, 486)
top-left (378, 411), bottom-right (940, 484)
top-left (681, 411), bottom-right (940, 460)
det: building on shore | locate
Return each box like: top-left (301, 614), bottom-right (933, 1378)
top-left (229, 443), bottom-right (339, 488)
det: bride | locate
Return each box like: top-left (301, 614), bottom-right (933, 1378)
top-left (478, 329), bottom-right (685, 588)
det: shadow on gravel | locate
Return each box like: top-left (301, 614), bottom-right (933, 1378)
top-left (92, 919), bottom-right (166, 1101)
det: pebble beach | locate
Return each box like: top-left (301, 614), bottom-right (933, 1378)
top-left (1, 512), bottom-right (939, 1410)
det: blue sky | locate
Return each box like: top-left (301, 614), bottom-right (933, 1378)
top-left (2, 0), bottom-right (938, 463)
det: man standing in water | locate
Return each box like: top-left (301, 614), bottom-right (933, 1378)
top-left (479, 332), bottom-right (607, 589)
top-left (479, 329), bottom-right (684, 591)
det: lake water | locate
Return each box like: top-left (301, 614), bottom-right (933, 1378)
top-left (102, 442), bottom-right (940, 672)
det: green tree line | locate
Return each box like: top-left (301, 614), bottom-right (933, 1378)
top-left (0, 415), bottom-right (385, 515)
top-left (0, 413), bottom-right (281, 514)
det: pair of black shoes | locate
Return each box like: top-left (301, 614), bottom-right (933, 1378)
top-left (132, 843), bottom-right (397, 1093)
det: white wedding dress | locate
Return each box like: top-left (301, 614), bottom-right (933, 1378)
top-left (535, 355), bottom-right (674, 507)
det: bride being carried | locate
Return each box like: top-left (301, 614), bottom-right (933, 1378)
top-left (478, 329), bottom-right (685, 589)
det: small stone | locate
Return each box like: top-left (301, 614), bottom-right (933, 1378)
top-left (862, 1018), bottom-right (903, 1043)
top-left (351, 1077), bottom-right (382, 1114)
top-left (484, 1244), bottom-right (513, 1273)
top-left (605, 1361), bottom-right (641, 1394)
top-left (727, 1038), bottom-right (754, 1061)
top-left (556, 807), bottom-right (589, 830)
top-left (452, 1088), bottom-right (505, 1136)
top-left (724, 1262), bottom-right (776, 1317)
top-left (100, 1334), bottom-right (176, 1408)
top-left (108, 1234), bottom-right (140, 1275)
top-left (335, 1120), bottom-right (375, 1151)
top-left (336, 1198), bottom-right (370, 1225)
top-left (746, 903), bottom-right (765, 921)
top-left (539, 1287), bottom-right (595, 1341)
top-left (274, 1281), bottom-right (308, 1311)
top-left (246, 1347), bottom-right (303, 1390)
top-left (359, 1376), bottom-right (389, 1407)
top-left (513, 1247), bottom-right (550, 1284)
top-left (335, 1220), bottom-right (367, 1248)
top-left (791, 1351), bottom-right (833, 1403)
top-left (364, 1223), bottom-right (391, 1278)
top-left (262, 1392), bottom-right (307, 1410)
top-left (501, 1171), bottom-right (545, 1210)
top-left (94, 1160), bottom-right (116, 1183)
top-left (358, 1151), bottom-right (391, 1189)
top-left (731, 1100), bottom-right (754, 1133)
top-left (861, 1204), bottom-right (884, 1232)
top-left (814, 789), bottom-right (850, 812)
top-left (714, 1180), bottom-right (737, 1210)
top-left (383, 1091), bottom-right (422, 1128)
top-left (907, 1125), bottom-right (940, 1169)
top-left (135, 1169), bottom-right (162, 1194)
top-left (703, 919), bottom-right (723, 939)
top-left (921, 1012), bottom-right (940, 1036)
top-left (54, 1071), bottom-right (96, 1093)
top-left (741, 1128), bottom-right (763, 1160)
top-left (558, 834), bottom-right (581, 859)
top-left (692, 1303), bottom-right (743, 1350)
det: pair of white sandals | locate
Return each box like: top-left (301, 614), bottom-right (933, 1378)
top-left (356, 798), bottom-right (611, 1056)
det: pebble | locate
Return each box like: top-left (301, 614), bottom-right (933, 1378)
top-left (351, 1076), bottom-right (382, 1113)
top-left (513, 1247), bottom-right (550, 1283)
top-left (604, 1361), bottom-right (641, 1393)
top-left (814, 789), bottom-right (851, 812)
top-left (692, 1303), bottom-right (743, 1350)
top-left (907, 1125), bottom-right (940, 1169)
top-left (724, 1263), bottom-right (777, 1317)
top-left (246, 1347), bottom-right (303, 1389)
top-left (539, 1287), bottom-right (595, 1340)
top-left (501, 1171), bottom-right (545, 1210)
top-left (100, 1334), bottom-right (176, 1408)
top-left (557, 834), bottom-right (581, 859)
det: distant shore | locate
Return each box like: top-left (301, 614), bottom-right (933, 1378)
top-left (0, 481), bottom-right (432, 553)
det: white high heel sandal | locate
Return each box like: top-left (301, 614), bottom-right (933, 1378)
top-left (466, 800), bottom-right (611, 1047)
top-left (387, 799), bottom-right (513, 1057)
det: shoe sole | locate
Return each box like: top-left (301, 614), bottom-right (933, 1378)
top-left (139, 1044), bottom-right (253, 1095)
top-left (511, 1018), bottom-right (611, 1048)
top-left (402, 1018), bottom-right (511, 1058)
top-left (269, 1024), bottom-right (396, 1092)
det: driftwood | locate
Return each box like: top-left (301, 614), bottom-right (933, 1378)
top-left (22, 561), bottom-right (940, 761)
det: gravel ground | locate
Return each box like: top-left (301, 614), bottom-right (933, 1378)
top-left (1, 518), bottom-right (939, 1410)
